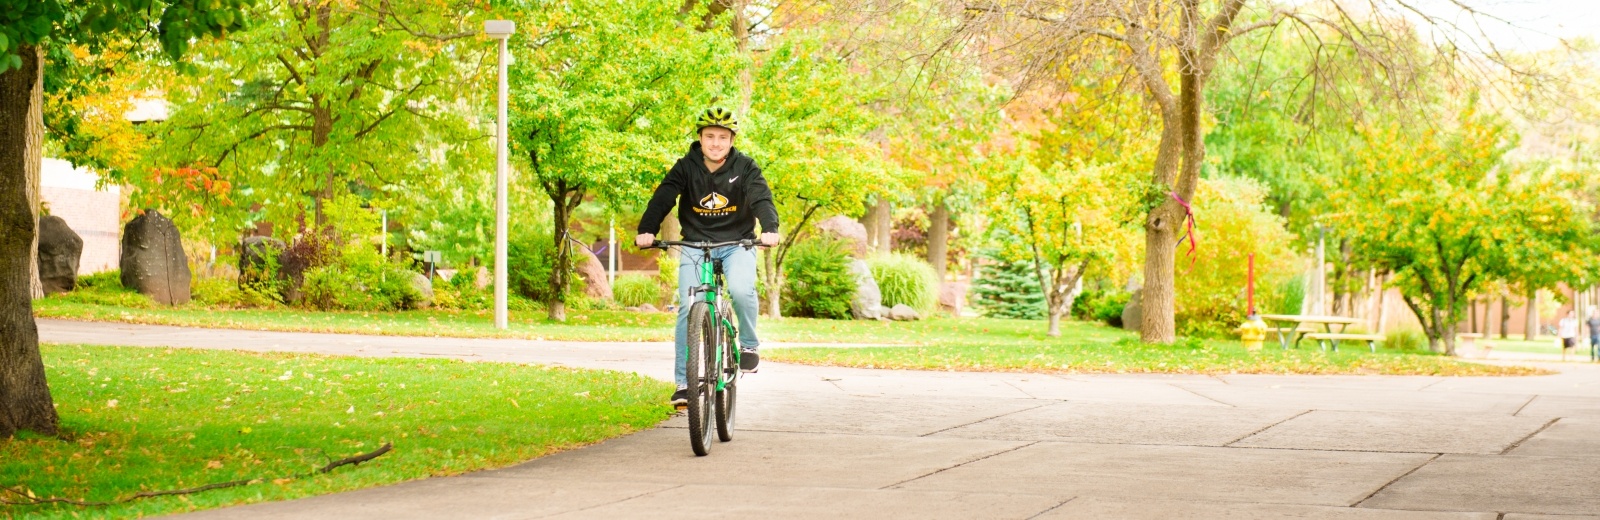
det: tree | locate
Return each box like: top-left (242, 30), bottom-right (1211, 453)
top-left (138, 0), bottom-right (482, 240)
top-left (1, 0), bottom-right (248, 437)
top-left (941, 0), bottom-right (1547, 343)
top-left (1326, 103), bottom-right (1598, 355)
top-left (742, 29), bottom-right (896, 317)
top-left (507, 0), bottom-right (737, 321)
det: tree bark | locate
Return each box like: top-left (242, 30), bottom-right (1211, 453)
top-left (1499, 295), bottom-right (1510, 339)
top-left (859, 200), bottom-right (878, 250)
top-left (927, 199), bottom-right (949, 280)
top-left (1, 44), bottom-right (60, 437)
top-left (1525, 288), bottom-right (1538, 340)
top-left (875, 199), bottom-right (892, 254)
top-left (547, 186), bottom-right (579, 322)
top-left (26, 55), bottom-right (42, 301)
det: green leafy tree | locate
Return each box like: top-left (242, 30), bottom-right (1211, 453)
top-left (1, 0), bottom-right (248, 437)
top-left (1326, 103), bottom-right (1599, 355)
top-left (138, 0), bottom-right (483, 240)
top-left (507, 0), bottom-right (737, 321)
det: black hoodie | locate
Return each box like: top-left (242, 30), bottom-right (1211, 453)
top-left (637, 142), bottom-right (779, 242)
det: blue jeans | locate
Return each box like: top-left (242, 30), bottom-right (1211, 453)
top-left (674, 245), bottom-right (760, 387)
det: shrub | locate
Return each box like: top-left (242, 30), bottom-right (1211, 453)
top-left (614, 273), bottom-right (666, 308)
top-left (1383, 329), bottom-right (1427, 352)
top-left (970, 249), bottom-right (1045, 320)
top-left (1072, 285), bottom-right (1131, 327)
top-left (301, 244), bottom-right (421, 311)
top-left (868, 253), bottom-right (939, 313)
top-left (1266, 274), bottom-right (1306, 315)
top-left (434, 270), bottom-right (492, 311)
top-left (1173, 177), bottom-right (1302, 337)
top-left (781, 238), bottom-right (858, 319)
top-left (508, 230), bottom-right (584, 303)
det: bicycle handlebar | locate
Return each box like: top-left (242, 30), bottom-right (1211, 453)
top-left (646, 239), bottom-right (770, 250)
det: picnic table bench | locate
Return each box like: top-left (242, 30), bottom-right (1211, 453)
top-left (1258, 314), bottom-right (1367, 350)
top-left (1303, 332), bottom-right (1386, 352)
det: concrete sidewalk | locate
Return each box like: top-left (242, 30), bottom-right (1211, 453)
top-left (38, 319), bottom-right (1600, 519)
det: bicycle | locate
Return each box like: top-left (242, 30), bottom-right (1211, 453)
top-left (647, 239), bottom-right (761, 456)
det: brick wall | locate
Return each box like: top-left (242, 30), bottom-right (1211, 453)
top-left (41, 185), bottom-right (122, 274)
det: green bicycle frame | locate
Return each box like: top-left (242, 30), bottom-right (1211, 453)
top-left (698, 258), bottom-right (740, 391)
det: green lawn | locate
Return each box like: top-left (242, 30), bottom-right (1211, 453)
top-left (2, 344), bottom-right (672, 519)
top-left (32, 288), bottom-right (1545, 376)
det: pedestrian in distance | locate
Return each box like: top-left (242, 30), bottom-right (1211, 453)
top-left (1558, 310), bottom-right (1580, 361)
top-left (1586, 308), bottom-right (1600, 362)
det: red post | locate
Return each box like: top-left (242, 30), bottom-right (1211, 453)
top-left (1247, 253), bottom-right (1256, 316)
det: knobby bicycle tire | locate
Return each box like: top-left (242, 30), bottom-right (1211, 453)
top-left (685, 302), bottom-right (715, 456)
top-left (715, 300), bottom-right (738, 442)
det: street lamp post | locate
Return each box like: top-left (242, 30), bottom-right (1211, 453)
top-left (485, 20), bottom-right (514, 329)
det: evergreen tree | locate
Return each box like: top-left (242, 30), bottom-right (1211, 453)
top-left (970, 248), bottom-right (1046, 320)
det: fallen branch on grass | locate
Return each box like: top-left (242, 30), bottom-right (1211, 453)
top-left (1, 442), bottom-right (394, 508)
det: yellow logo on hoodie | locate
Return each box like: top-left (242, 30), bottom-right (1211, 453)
top-left (694, 192), bottom-right (736, 216)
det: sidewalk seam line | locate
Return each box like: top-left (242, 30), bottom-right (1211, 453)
top-left (1351, 453), bottom-right (1441, 508)
top-left (1170, 383), bottom-right (1237, 407)
top-left (1222, 409), bottom-right (1312, 447)
top-left (919, 403), bottom-right (1053, 438)
top-left (878, 441), bottom-right (1040, 490)
top-left (1025, 497), bottom-right (1078, 520)
top-left (1001, 379), bottom-right (1040, 399)
top-left (531, 484), bottom-right (684, 519)
top-left (1500, 417), bottom-right (1560, 455)
top-left (1512, 395), bottom-right (1539, 416)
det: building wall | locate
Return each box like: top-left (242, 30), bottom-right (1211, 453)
top-left (41, 158), bottom-right (122, 274)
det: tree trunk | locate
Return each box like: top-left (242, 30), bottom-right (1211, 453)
top-left (1, 44), bottom-right (60, 437)
top-left (661, 210), bottom-right (681, 260)
top-left (548, 190), bottom-right (573, 322)
top-left (1499, 295), bottom-right (1510, 339)
top-left (310, 99), bottom-right (333, 227)
top-left (1047, 310), bottom-right (1062, 337)
top-left (927, 199), bottom-right (949, 280)
top-left (875, 199), bottom-right (892, 254)
top-left (26, 56), bottom-right (42, 301)
top-left (1525, 288), bottom-right (1538, 340)
top-left (763, 247), bottom-right (781, 318)
top-left (859, 200), bottom-right (878, 250)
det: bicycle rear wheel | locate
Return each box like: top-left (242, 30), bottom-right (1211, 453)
top-left (714, 303), bottom-right (738, 442)
top-left (685, 302), bottom-right (715, 456)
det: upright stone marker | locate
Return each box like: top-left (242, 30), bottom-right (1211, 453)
top-left (120, 210), bottom-right (191, 305)
top-left (37, 215), bottom-right (82, 295)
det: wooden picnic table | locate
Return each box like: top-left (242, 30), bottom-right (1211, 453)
top-left (1258, 314), bottom-right (1365, 350)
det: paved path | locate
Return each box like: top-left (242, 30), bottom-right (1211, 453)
top-left (38, 319), bottom-right (1600, 519)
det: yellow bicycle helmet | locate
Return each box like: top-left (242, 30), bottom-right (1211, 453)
top-left (695, 107), bottom-right (739, 135)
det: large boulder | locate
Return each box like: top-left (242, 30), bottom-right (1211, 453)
top-left (848, 258), bottom-right (886, 320)
top-left (939, 281), bottom-right (968, 314)
top-left (120, 210), bottom-right (191, 305)
top-left (37, 215), bottom-right (83, 295)
top-left (409, 271), bottom-right (434, 309)
top-left (1121, 289), bottom-right (1142, 332)
top-left (238, 236), bottom-right (285, 292)
top-left (815, 215), bottom-right (869, 257)
top-left (889, 304), bottom-right (921, 321)
top-left (575, 247), bottom-right (612, 300)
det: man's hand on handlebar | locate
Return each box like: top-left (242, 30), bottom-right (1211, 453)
top-left (759, 232), bottom-right (780, 247)
top-left (635, 233), bottom-right (655, 249)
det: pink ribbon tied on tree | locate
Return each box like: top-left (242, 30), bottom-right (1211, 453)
top-left (1171, 192), bottom-right (1198, 272)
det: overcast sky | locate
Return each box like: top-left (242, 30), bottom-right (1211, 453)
top-left (1293, 1), bottom-right (1600, 52)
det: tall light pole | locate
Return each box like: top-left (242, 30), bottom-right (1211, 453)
top-left (485, 20), bottom-right (514, 329)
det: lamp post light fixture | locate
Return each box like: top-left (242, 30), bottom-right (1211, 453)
top-left (485, 20), bottom-right (514, 329)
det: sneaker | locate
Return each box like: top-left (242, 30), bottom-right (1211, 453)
top-left (739, 348), bottom-right (759, 372)
top-left (670, 388), bottom-right (688, 406)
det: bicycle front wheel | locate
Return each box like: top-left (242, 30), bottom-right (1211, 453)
top-left (685, 302), bottom-right (715, 456)
top-left (715, 308), bottom-right (738, 442)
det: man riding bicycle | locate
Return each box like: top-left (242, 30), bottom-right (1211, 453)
top-left (636, 107), bottom-right (779, 406)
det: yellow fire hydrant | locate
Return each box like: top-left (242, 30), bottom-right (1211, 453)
top-left (1238, 316), bottom-right (1268, 352)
